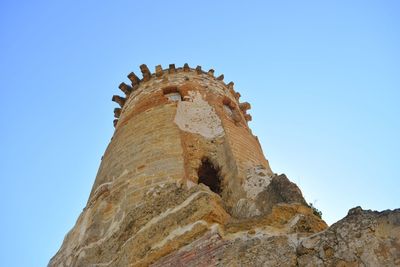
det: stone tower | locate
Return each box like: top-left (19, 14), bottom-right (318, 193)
top-left (50, 64), bottom-right (400, 267)
top-left (91, 63), bottom-right (276, 216)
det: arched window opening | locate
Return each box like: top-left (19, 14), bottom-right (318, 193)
top-left (198, 158), bottom-right (222, 195)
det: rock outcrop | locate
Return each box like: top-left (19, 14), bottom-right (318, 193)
top-left (50, 64), bottom-right (399, 266)
top-left (152, 205), bottom-right (400, 267)
top-left (296, 207), bottom-right (400, 266)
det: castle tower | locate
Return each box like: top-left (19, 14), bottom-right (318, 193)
top-left (92, 63), bottom-right (274, 215)
top-left (49, 64), bottom-right (327, 266)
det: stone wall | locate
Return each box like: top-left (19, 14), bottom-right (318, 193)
top-left (49, 64), bottom-right (399, 267)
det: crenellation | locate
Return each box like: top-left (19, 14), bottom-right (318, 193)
top-left (195, 65), bottom-right (202, 74)
top-left (113, 65), bottom-right (249, 124)
top-left (244, 114), bottom-right (252, 122)
top-left (112, 95), bottom-right (126, 107)
top-left (226, 81), bottom-right (239, 100)
top-left (155, 65), bottom-right (163, 77)
top-left (119, 82), bottom-right (132, 95)
top-left (239, 102), bottom-right (251, 112)
top-left (140, 64), bottom-right (151, 81)
top-left (128, 72), bottom-right (140, 86)
top-left (235, 92), bottom-right (241, 100)
top-left (114, 108), bottom-right (121, 118)
top-left (168, 64), bottom-right (176, 74)
top-left (183, 63), bottom-right (190, 72)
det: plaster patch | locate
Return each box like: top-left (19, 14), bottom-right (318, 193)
top-left (174, 91), bottom-right (224, 139)
top-left (244, 165), bottom-right (272, 199)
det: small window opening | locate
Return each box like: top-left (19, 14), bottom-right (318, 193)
top-left (163, 86), bottom-right (183, 101)
top-left (223, 104), bottom-right (233, 116)
top-left (162, 86), bottom-right (179, 95)
top-left (198, 158), bottom-right (222, 195)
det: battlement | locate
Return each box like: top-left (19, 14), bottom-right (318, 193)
top-left (111, 64), bottom-right (252, 127)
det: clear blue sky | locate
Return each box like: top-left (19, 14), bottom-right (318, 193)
top-left (1, 1), bottom-right (399, 266)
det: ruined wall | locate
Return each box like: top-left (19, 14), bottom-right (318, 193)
top-left (50, 64), bottom-right (286, 266)
top-left (49, 64), bottom-right (399, 267)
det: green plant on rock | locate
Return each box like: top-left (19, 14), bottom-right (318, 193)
top-left (309, 202), bottom-right (323, 219)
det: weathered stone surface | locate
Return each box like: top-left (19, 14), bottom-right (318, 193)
top-left (50, 64), bottom-right (399, 267)
top-left (296, 208), bottom-right (400, 266)
top-left (50, 183), bottom-right (230, 267)
top-left (256, 174), bottom-right (308, 215)
top-left (151, 207), bottom-right (400, 267)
